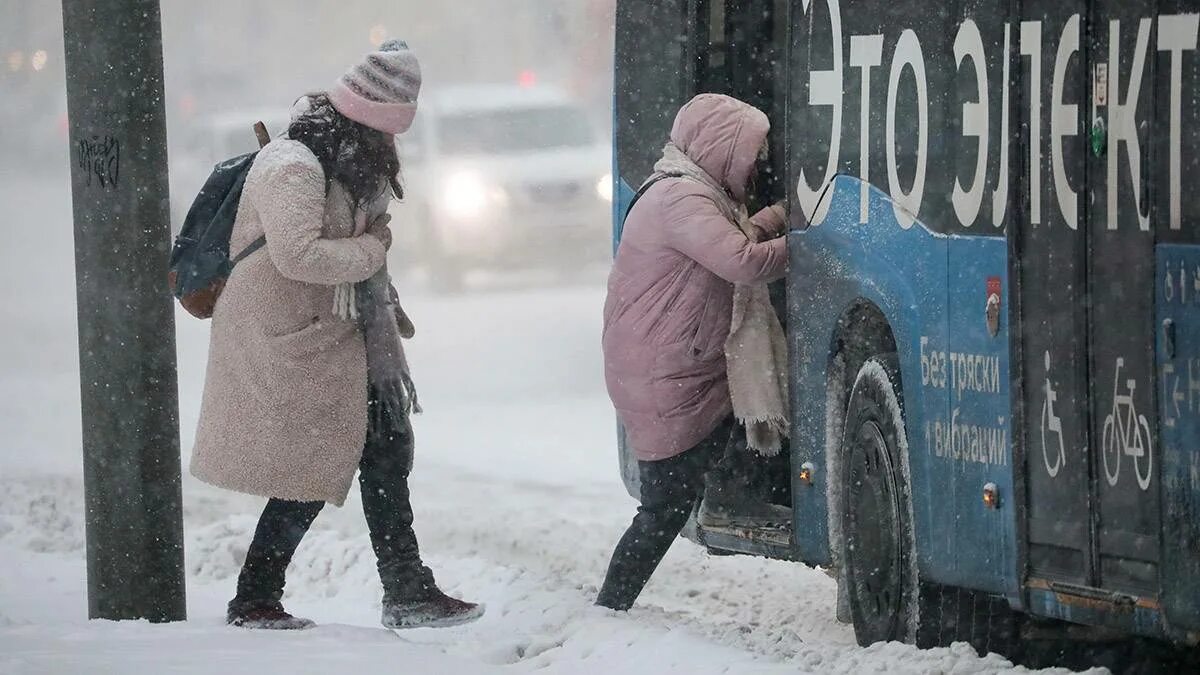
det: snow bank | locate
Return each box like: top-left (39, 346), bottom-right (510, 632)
top-left (0, 176), bottom-right (1093, 673)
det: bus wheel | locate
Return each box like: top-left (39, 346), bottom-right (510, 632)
top-left (840, 353), bottom-right (917, 647)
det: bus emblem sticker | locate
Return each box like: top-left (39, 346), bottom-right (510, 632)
top-left (986, 276), bottom-right (1002, 337)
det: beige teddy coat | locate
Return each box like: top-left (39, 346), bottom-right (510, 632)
top-left (190, 139), bottom-right (390, 506)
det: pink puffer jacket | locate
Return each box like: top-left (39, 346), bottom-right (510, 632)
top-left (603, 94), bottom-right (788, 462)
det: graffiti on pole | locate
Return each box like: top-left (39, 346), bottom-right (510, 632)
top-left (78, 133), bottom-right (120, 190)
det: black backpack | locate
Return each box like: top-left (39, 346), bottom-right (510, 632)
top-left (167, 153), bottom-right (266, 318)
top-left (168, 123), bottom-right (273, 319)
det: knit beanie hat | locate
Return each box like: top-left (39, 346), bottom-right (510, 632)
top-left (329, 39), bottom-right (421, 135)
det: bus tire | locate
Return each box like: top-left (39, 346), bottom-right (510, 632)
top-left (839, 352), bottom-right (918, 647)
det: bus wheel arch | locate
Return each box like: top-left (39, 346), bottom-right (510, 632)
top-left (824, 304), bottom-right (1016, 652)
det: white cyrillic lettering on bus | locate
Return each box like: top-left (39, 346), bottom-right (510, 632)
top-left (885, 29), bottom-right (928, 228)
top-left (921, 336), bottom-right (932, 385)
top-left (948, 351), bottom-right (1001, 397)
top-left (993, 24), bottom-right (1011, 228)
top-left (1158, 15), bottom-right (1199, 232)
top-left (953, 19), bottom-right (988, 228)
top-left (927, 411), bottom-right (1008, 465)
top-left (796, 0), bottom-right (843, 222)
top-left (989, 424), bottom-right (1007, 465)
top-left (1052, 15), bottom-right (1081, 229)
top-left (1108, 18), bottom-right (1152, 231)
top-left (1020, 21), bottom-right (1043, 225)
top-left (951, 408), bottom-right (962, 459)
top-left (851, 34), bottom-right (884, 224)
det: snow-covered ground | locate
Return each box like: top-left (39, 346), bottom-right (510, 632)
top-left (0, 173), bottom-right (1091, 674)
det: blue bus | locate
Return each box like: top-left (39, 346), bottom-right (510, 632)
top-left (612, 0), bottom-right (1200, 654)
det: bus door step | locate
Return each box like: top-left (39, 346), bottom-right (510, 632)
top-left (698, 522), bottom-right (795, 560)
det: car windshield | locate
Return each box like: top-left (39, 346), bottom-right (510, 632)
top-left (437, 105), bottom-right (594, 155)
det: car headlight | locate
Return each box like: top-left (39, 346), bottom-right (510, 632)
top-left (596, 173), bottom-right (613, 202)
top-left (442, 171), bottom-right (505, 220)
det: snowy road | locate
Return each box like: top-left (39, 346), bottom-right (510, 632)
top-left (0, 175), bottom-right (1087, 673)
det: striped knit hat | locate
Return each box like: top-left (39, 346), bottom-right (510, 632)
top-left (329, 39), bottom-right (421, 135)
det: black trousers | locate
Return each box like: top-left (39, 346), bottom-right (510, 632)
top-left (596, 418), bottom-right (737, 610)
top-left (230, 398), bottom-right (429, 614)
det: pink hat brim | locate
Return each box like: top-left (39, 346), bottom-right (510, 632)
top-left (329, 82), bottom-right (418, 135)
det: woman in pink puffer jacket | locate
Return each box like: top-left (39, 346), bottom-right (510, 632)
top-left (597, 94), bottom-right (788, 610)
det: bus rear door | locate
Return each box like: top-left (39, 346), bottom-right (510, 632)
top-left (1086, 0), bottom-right (1162, 608)
top-left (1015, 1), bottom-right (1096, 599)
top-left (1019, 2), bottom-right (1169, 631)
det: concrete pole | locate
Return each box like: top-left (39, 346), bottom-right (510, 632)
top-left (61, 0), bottom-right (186, 622)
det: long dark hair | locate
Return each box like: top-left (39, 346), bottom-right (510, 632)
top-left (287, 93), bottom-right (403, 206)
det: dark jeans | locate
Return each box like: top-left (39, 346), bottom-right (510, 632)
top-left (230, 397), bottom-right (430, 614)
top-left (596, 418), bottom-right (738, 611)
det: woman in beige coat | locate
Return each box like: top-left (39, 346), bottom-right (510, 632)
top-left (191, 41), bottom-right (482, 631)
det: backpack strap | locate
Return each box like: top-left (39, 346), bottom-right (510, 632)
top-left (231, 235), bottom-right (267, 266)
top-left (623, 172), bottom-right (684, 223)
top-left (230, 119), bottom-right (274, 267)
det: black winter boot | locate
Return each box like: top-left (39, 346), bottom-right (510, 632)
top-left (227, 603), bottom-right (315, 630)
top-left (380, 566), bottom-right (485, 630)
top-left (227, 498), bottom-right (325, 630)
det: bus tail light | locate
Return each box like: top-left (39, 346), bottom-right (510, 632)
top-left (983, 482), bottom-right (1000, 509)
top-left (799, 462), bottom-right (815, 486)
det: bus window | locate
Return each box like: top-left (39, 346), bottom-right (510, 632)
top-left (615, 0), bottom-right (788, 210)
top-left (614, 0), bottom-right (690, 192)
top-left (694, 0), bottom-right (727, 94)
top-left (690, 0), bottom-right (788, 211)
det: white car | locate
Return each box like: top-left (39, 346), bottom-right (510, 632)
top-left (169, 88), bottom-right (612, 291)
top-left (391, 85), bottom-right (613, 290)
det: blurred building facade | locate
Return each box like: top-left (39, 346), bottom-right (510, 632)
top-left (0, 0), bottom-right (616, 172)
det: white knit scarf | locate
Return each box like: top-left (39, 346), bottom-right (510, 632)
top-left (652, 143), bottom-right (789, 455)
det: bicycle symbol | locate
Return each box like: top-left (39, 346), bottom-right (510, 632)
top-left (1040, 352), bottom-right (1066, 477)
top-left (1101, 358), bottom-right (1154, 491)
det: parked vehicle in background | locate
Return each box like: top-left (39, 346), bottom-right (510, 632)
top-left (169, 86), bottom-right (612, 291)
top-left (393, 84), bottom-right (613, 291)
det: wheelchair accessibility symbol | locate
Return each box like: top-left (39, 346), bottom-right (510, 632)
top-left (1041, 351), bottom-right (1066, 478)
